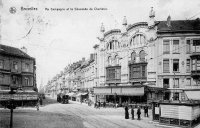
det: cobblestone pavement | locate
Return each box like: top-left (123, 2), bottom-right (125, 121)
top-left (1, 97), bottom-right (199, 128)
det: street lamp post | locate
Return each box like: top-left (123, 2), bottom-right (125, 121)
top-left (8, 88), bottom-right (17, 128)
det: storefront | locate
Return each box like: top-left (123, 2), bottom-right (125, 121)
top-left (94, 85), bottom-right (146, 104)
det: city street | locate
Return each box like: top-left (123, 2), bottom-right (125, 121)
top-left (0, 97), bottom-right (163, 128)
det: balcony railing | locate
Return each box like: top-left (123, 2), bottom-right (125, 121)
top-left (191, 70), bottom-right (200, 79)
top-left (106, 78), bottom-right (121, 83)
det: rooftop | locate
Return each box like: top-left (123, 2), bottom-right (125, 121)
top-left (0, 44), bottom-right (34, 60)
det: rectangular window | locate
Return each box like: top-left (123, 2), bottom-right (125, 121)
top-left (0, 60), bottom-right (3, 69)
top-left (192, 59), bottom-right (196, 70)
top-left (25, 63), bottom-right (29, 72)
top-left (163, 59), bottom-right (170, 73)
top-left (163, 40), bottom-right (170, 54)
top-left (186, 40), bottom-right (191, 53)
top-left (12, 76), bottom-right (18, 85)
top-left (106, 67), bottom-right (121, 81)
top-left (141, 66), bottom-right (146, 77)
top-left (163, 79), bottom-right (169, 88)
top-left (13, 62), bottom-right (18, 70)
top-left (173, 59), bottom-right (179, 72)
top-left (197, 59), bottom-right (200, 70)
top-left (25, 77), bottom-right (29, 86)
top-left (186, 78), bottom-right (191, 86)
top-left (173, 78), bottom-right (179, 88)
top-left (186, 59), bottom-right (191, 72)
top-left (193, 39), bottom-right (200, 53)
top-left (0, 74), bottom-right (3, 84)
top-left (173, 40), bottom-right (179, 53)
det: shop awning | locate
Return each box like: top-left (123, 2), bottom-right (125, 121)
top-left (81, 93), bottom-right (88, 96)
top-left (185, 90), bottom-right (200, 100)
top-left (94, 86), bottom-right (144, 96)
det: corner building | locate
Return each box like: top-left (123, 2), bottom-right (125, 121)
top-left (94, 7), bottom-right (200, 105)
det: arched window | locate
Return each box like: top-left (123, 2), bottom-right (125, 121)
top-left (139, 50), bottom-right (145, 62)
top-left (107, 40), bottom-right (119, 50)
top-left (113, 56), bottom-right (119, 65)
top-left (131, 51), bottom-right (136, 62)
top-left (108, 56), bottom-right (112, 65)
top-left (130, 34), bottom-right (146, 46)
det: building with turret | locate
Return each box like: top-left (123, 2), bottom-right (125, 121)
top-left (93, 7), bottom-right (200, 105)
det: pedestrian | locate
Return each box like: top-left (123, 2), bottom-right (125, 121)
top-left (144, 105), bottom-right (149, 117)
top-left (94, 102), bottom-right (97, 108)
top-left (137, 106), bottom-right (141, 120)
top-left (103, 101), bottom-right (106, 108)
top-left (36, 99), bottom-right (40, 111)
top-left (98, 100), bottom-right (101, 109)
top-left (39, 97), bottom-right (43, 105)
top-left (125, 106), bottom-right (129, 119)
top-left (131, 106), bottom-right (134, 120)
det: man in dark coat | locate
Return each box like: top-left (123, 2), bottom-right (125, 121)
top-left (137, 106), bottom-right (141, 120)
top-left (125, 106), bottom-right (129, 119)
top-left (131, 106), bottom-right (134, 120)
top-left (144, 105), bottom-right (149, 117)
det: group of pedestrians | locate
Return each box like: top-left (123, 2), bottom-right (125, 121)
top-left (124, 105), bottom-right (149, 120)
top-left (94, 100), bottom-right (106, 109)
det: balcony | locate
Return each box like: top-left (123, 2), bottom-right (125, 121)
top-left (128, 60), bottom-right (147, 65)
top-left (191, 70), bottom-right (200, 79)
top-left (106, 78), bottom-right (121, 84)
top-left (190, 53), bottom-right (200, 59)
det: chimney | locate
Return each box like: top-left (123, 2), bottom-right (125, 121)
top-left (167, 15), bottom-right (171, 27)
top-left (82, 57), bottom-right (85, 62)
top-left (90, 53), bottom-right (95, 60)
top-left (21, 46), bottom-right (27, 53)
top-left (121, 16), bottom-right (128, 33)
top-left (148, 7), bottom-right (156, 28)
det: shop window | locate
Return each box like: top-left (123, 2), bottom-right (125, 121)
top-left (173, 40), bottom-right (179, 53)
top-left (186, 59), bottom-right (191, 72)
top-left (163, 40), bottom-right (170, 54)
top-left (163, 59), bottom-right (169, 73)
top-left (0, 60), bottom-right (3, 69)
top-left (173, 59), bottom-right (179, 72)
top-left (163, 79), bottom-right (169, 88)
top-left (186, 40), bottom-right (191, 53)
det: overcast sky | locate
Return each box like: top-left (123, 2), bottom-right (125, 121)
top-left (1, 0), bottom-right (200, 88)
